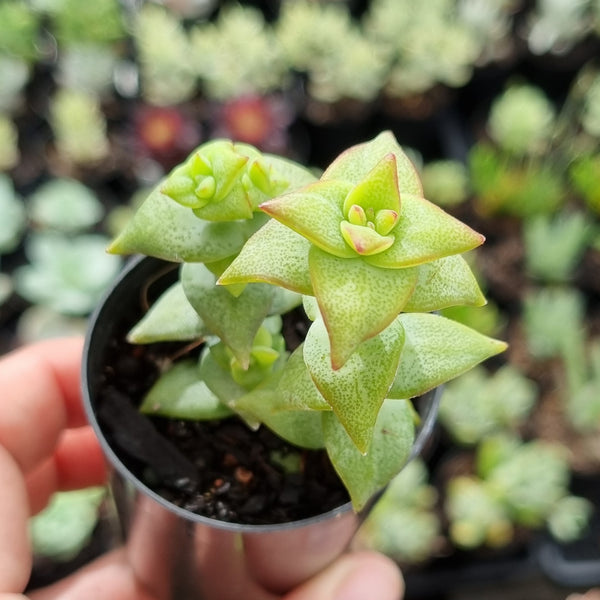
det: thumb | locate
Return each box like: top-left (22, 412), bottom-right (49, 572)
top-left (283, 551), bottom-right (404, 600)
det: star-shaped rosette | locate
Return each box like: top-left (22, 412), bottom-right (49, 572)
top-left (219, 131), bottom-right (506, 453)
top-left (220, 131), bottom-right (487, 369)
top-left (108, 140), bottom-right (316, 262)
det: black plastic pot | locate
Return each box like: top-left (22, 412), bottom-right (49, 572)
top-left (82, 255), bottom-right (441, 600)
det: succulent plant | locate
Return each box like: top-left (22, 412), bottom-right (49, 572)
top-left (0, 174), bottom-right (26, 255)
top-left (487, 83), bottom-right (556, 156)
top-left (49, 89), bottom-right (110, 165)
top-left (524, 0), bottom-right (593, 56)
top-left (14, 232), bottom-right (122, 315)
top-left (580, 71), bottom-right (600, 138)
top-left (421, 159), bottom-right (470, 207)
top-left (0, 115), bottom-right (19, 171)
top-left (277, 0), bottom-right (388, 105)
top-left (469, 83), bottom-right (566, 218)
top-left (191, 4), bottom-right (288, 101)
top-left (358, 460), bottom-right (441, 564)
top-left (524, 210), bottom-right (592, 283)
top-left (27, 178), bottom-right (105, 233)
top-left (439, 365), bottom-right (538, 445)
top-left (447, 434), bottom-right (592, 548)
top-left (109, 132), bottom-right (506, 509)
top-left (570, 154), bottom-right (600, 214)
top-left (566, 340), bottom-right (600, 431)
top-left (0, 56), bottom-right (32, 113)
top-left (30, 487), bottom-right (106, 562)
top-left (132, 4), bottom-right (197, 106)
top-left (523, 287), bottom-right (586, 360)
top-left (47, 0), bottom-right (126, 47)
top-left (364, 0), bottom-right (482, 97)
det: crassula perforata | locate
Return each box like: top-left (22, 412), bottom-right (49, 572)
top-left (109, 131), bottom-right (507, 509)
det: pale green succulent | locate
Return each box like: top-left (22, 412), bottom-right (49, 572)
top-left (110, 132), bottom-right (506, 509)
top-left (365, 0), bottom-right (482, 97)
top-left (132, 4), bottom-right (196, 106)
top-left (447, 434), bottom-right (592, 548)
top-left (525, 0), bottom-right (592, 56)
top-left (277, 0), bottom-right (387, 104)
top-left (488, 84), bottom-right (556, 156)
top-left (191, 4), bottom-right (288, 101)
top-left (49, 89), bottom-right (109, 165)
top-left (0, 115), bottom-right (19, 171)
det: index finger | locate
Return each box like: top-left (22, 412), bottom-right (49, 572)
top-left (0, 337), bottom-right (86, 473)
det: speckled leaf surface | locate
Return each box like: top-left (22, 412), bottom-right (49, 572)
top-left (389, 313), bottom-right (509, 399)
top-left (127, 280), bottom-right (205, 343)
top-left (198, 348), bottom-right (259, 428)
top-left (108, 183), bottom-right (267, 262)
top-left (323, 398), bottom-right (415, 510)
top-left (304, 317), bottom-right (405, 453)
top-left (235, 381), bottom-right (325, 449)
top-left (262, 153), bottom-right (318, 191)
top-left (140, 360), bottom-right (233, 420)
top-left (219, 218), bottom-right (314, 295)
top-left (275, 345), bottom-right (331, 411)
top-left (260, 180), bottom-right (354, 258)
top-left (364, 194), bottom-right (485, 269)
top-left (404, 255), bottom-right (486, 312)
top-left (321, 131), bottom-right (423, 196)
top-left (309, 247), bottom-right (417, 368)
top-left (181, 262), bottom-right (274, 368)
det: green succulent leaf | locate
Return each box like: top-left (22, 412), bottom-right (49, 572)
top-left (127, 281), bottom-right (205, 344)
top-left (198, 346), bottom-right (259, 428)
top-left (234, 379), bottom-right (325, 449)
top-left (309, 246), bottom-right (418, 368)
top-left (258, 152), bottom-right (318, 194)
top-left (304, 317), bottom-right (405, 453)
top-left (269, 286), bottom-right (304, 316)
top-left (275, 345), bottom-right (331, 411)
top-left (339, 153), bottom-right (401, 256)
top-left (181, 262), bottom-right (274, 368)
top-left (140, 360), bottom-right (233, 420)
top-left (323, 398), bottom-right (415, 510)
top-left (322, 130), bottom-right (423, 196)
top-left (219, 218), bottom-right (314, 295)
top-left (339, 221), bottom-right (395, 255)
top-left (262, 408), bottom-right (325, 449)
top-left (343, 153), bottom-right (401, 215)
top-left (161, 140), bottom-right (252, 219)
top-left (404, 255), bottom-right (486, 312)
top-left (261, 180), bottom-right (354, 258)
top-left (388, 313), bottom-right (508, 399)
top-left (364, 194), bottom-right (485, 268)
top-left (108, 181), bottom-right (267, 262)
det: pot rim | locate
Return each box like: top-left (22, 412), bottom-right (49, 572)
top-left (82, 254), bottom-right (441, 533)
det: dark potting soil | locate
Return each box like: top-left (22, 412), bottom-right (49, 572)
top-left (95, 332), bottom-right (350, 526)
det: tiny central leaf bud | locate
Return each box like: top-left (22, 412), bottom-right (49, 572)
top-left (161, 175), bottom-right (198, 208)
top-left (375, 209), bottom-right (398, 236)
top-left (340, 221), bottom-right (395, 255)
top-left (247, 159), bottom-right (272, 195)
top-left (348, 204), bottom-right (368, 226)
top-left (195, 176), bottom-right (216, 201)
top-left (190, 152), bottom-right (212, 177)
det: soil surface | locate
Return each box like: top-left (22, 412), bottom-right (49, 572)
top-left (94, 326), bottom-right (350, 525)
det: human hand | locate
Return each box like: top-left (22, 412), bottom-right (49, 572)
top-left (0, 338), bottom-right (403, 600)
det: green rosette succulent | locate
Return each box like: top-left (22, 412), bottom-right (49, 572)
top-left (109, 132), bottom-right (506, 510)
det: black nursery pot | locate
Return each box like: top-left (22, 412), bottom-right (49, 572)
top-left (82, 255), bottom-right (441, 600)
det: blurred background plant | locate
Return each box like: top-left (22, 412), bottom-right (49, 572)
top-left (446, 434), bottom-right (593, 549)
